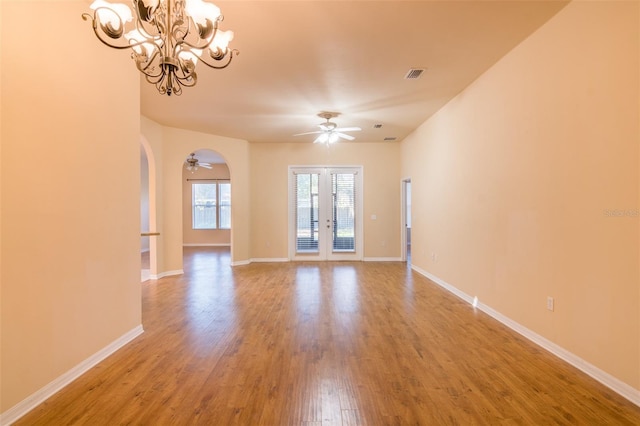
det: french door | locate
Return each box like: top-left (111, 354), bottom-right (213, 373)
top-left (289, 166), bottom-right (363, 261)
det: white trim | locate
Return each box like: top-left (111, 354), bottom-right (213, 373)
top-left (230, 259), bottom-right (250, 266)
top-left (400, 177), bottom-right (411, 262)
top-left (182, 243), bottom-right (230, 247)
top-left (141, 269), bottom-right (151, 283)
top-left (140, 248), bottom-right (150, 254)
top-left (251, 258), bottom-right (289, 263)
top-left (412, 265), bottom-right (474, 305)
top-left (1, 325), bottom-right (144, 426)
top-left (411, 266), bottom-right (640, 408)
top-left (149, 269), bottom-right (183, 280)
top-left (363, 257), bottom-right (403, 262)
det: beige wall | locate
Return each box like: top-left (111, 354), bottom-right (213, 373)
top-left (182, 163), bottom-right (231, 246)
top-left (1, 0), bottom-right (141, 413)
top-left (401, 1), bottom-right (639, 390)
top-left (249, 142), bottom-right (401, 260)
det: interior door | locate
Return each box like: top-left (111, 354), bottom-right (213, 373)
top-left (289, 166), bottom-right (362, 261)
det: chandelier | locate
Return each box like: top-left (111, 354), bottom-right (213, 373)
top-left (82, 0), bottom-right (238, 96)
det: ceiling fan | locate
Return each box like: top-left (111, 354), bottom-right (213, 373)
top-left (294, 112), bottom-right (361, 144)
top-left (185, 153), bottom-right (212, 172)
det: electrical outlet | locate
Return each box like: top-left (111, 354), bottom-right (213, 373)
top-left (431, 253), bottom-right (436, 261)
top-left (546, 296), bottom-right (554, 311)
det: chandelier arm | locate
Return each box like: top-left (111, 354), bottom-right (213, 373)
top-left (146, 70), bottom-right (180, 96)
top-left (170, 9), bottom-right (192, 49)
top-left (126, 38), bottom-right (163, 56)
top-left (134, 52), bottom-right (164, 78)
top-left (196, 49), bottom-right (238, 69)
top-left (178, 17), bottom-right (223, 51)
top-left (169, 25), bottom-right (184, 52)
top-left (150, 72), bottom-right (171, 96)
top-left (133, 13), bottom-right (161, 40)
top-left (82, 12), bottom-right (133, 50)
top-left (174, 73), bottom-right (198, 87)
top-left (144, 64), bottom-right (197, 97)
top-left (82, 11), bottom-right (164, 56)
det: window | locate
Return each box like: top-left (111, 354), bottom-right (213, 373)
top-left (219, 182), bottom-right (231, 229)
top-left (192, 181), bottom-right (231, 229)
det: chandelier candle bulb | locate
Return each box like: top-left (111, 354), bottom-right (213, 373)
top-left (82, 0), bottom-right (238, 96)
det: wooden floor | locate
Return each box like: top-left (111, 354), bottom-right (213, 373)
top-left (17, 247), bottom-right (640, 425)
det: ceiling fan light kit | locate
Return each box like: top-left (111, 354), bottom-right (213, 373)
top-left (185, 153), bottom-right (212, 172)
top-left (82, 0), bottom-right (238, 96)
top-left (294, 112), bottom-right (362, 145)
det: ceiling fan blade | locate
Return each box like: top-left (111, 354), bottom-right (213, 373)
top-left (336, 132), bottom-right (355, 141)
top-left (294, 131), bottom-right (322, 136)
top-left (334, 127), bottom-right (361, 132)
top-left (199, 162), bottom-right (212, 166)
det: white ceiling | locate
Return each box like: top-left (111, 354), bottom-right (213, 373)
top-left (141, 1), bottom-right (569, 144)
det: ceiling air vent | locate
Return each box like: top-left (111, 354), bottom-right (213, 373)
top-left (404, 68), bottom-right (426, 80)
top-left (373, 124), bottom-right (383, 129)
top-left (384, 137), bottom-right (397, 141)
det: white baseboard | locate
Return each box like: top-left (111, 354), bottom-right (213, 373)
top-left (364, 257), bottom-right (403, 262)
top-left (250, 258), bottom-right (289, 263)
top-left (411, 265), bottom-right (640, 408)
top-left (233, 257), bottom-right (404, 265)
top-left (149, 269), bottom-right (183, 280)
top-left (182, 244), bottom-right (230, 247)
top-left (1, 325), bottom-right (144, 426)
top-left (412, 265), bottom-right (474, 305)
top-left (230, 258), bottom-right (288, 266)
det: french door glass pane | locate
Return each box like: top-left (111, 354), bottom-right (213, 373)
top-left (332, 173), bottom-right (355, 252)
top-left (295, 173), bottom-right (320, 252)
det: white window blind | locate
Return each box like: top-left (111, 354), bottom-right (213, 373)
top-left (295, 173), bottom-right (320, 253)
top-left (331, 172), bottom-right (356, 252)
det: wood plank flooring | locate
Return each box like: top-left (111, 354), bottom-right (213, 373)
top-left (16, 247), bottom-right (640, 425)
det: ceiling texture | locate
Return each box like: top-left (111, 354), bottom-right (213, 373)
top-left (140, 1), bottom-right (569, 145)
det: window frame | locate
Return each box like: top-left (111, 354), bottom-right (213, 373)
top-left (191, 180), bottom-right (231, 230)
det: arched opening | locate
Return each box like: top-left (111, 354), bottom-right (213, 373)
top-left (140, 136), bottom-right (158, 280)
top-left (181, 149), bottom-right (232, 264)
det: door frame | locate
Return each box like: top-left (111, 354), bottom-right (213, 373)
top-left (288, 165), bottom-right (364, 261)
top-left (401, 177), bottom-right (411, 262)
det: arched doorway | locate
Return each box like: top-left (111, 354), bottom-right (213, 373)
top-left (140, 137), bottom-right (158, 280)
top-left (181, 149), bottom-right (232, 260)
